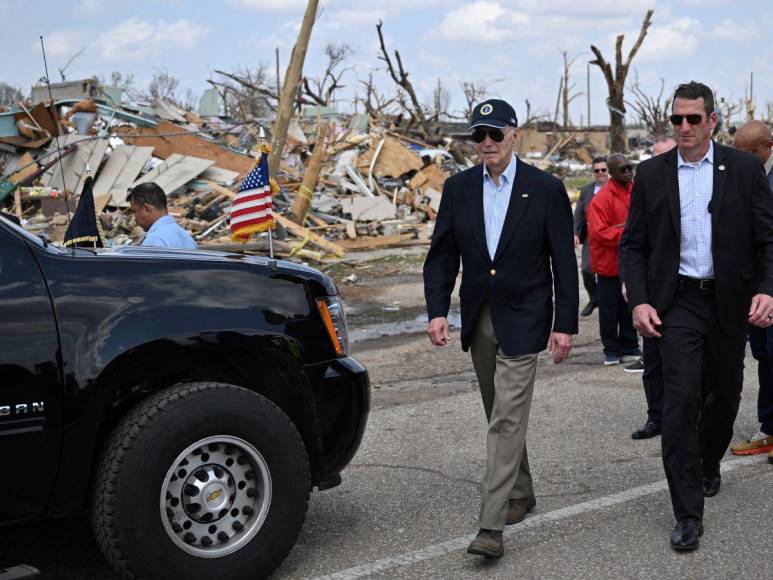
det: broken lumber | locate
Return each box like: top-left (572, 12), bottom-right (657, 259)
top-left (273, 213), bottom-right (346, 257)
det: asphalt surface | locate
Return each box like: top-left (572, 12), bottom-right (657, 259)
top-left (2, 276), bottom-right (771, 579)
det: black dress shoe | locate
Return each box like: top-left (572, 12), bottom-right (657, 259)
top-left (670, 518), bottom-right (703, 552)
top-left (631, 420), bottom-right (661, 440)
top-left (703, 474), bottom-right (721, 497)
top-left (580, 301), bottom-right (597, 317)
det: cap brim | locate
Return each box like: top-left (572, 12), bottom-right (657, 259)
top-left (468, 120), bottom-right (508, 131)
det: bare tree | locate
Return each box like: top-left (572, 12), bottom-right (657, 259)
top-left (590, 9), bottom-right (653, 151)
top-left (208, 65), bottom-right (278, 120)
top-left (58, 46), bottom-right (87, 81)
top-left (356, 72), bottom-right (397, 121)
top-left (98, 71), bottom-right (140, 101)
top-left (626, 74), bottom-right (672, 137)
top-left (426, 78), bottom-right (452, 122)
top-left (147, 69), bottom-right (180, 105)
top-left (375, 20), bottom-right (428, 135)
top-left (302, 43), bottom-right (353, 106)
top-left (0, 82), bottom-right (24, 108)
top-left (560, 50), bottom-right (583, 128)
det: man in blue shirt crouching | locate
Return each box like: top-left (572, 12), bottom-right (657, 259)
top-left (127, 182), bottom-right (197, 250)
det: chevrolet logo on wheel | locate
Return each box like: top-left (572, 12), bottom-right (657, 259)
top-left (207, 488), bottom-right (224, 503)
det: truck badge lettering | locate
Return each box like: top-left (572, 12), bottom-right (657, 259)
top-left (0, 402), bottom-right (44, 418)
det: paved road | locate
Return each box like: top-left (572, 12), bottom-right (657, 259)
top-left (2, 312), bottom-right (771, 579)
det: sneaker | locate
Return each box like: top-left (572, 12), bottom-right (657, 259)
top-left (620, 354), bottom-right (641, 363)
top-left (624, 359), bottom-right (645, 373)
top-left (603, 355), bottom-right (621, 366)
top-left (730, 430), bottom-right (773, 455)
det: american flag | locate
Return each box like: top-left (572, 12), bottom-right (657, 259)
top-left (230, 152), bottom-right (274, 242)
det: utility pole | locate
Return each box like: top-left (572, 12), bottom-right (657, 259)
top-left (268, 0), bottom-right (319, 178)
top-left (275, 47), bottom-right (281, 102)
top-left (587, 62), bottom-right (591, 128)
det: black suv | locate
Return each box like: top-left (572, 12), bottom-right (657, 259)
top-left (0, 215), bottom-right (370, 579)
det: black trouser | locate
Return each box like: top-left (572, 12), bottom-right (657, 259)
top-left (642, 337), bottom-right (663, 424)
top-left (582, 271), bottom-right (597, 305)
top-left (596, 275), bottom-right (639, 357)
top-left (748, 326), bottom-right (773, 435)
top-left (658, 282), bottom-right (745, 521)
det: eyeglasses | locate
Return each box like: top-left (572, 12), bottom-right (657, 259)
top-left (471, 127), bottom-right (508, 143)
top-left (619, 164), bottom-right (634, 172)
top-left (669, 114), bottom-right (705, 126)
top-left (593, 168), bottom-right (608, 174)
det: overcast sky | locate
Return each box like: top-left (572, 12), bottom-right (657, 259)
top-left (3, 0), bottom-right (772, 126)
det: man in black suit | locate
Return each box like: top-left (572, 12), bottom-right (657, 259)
top-left (574, 156), bottom-right (608, 316)
top-left (424, 99), bottom-right (578, 559)
top-left (621, 81), bottom-right (773, 552)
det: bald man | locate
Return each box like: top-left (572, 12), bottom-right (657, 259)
top-left (732, 120), bottom-right (773, 462)
top-left (652, 136), bottom-right (676, 157)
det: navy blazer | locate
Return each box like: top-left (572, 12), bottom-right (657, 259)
top-left (423, 158), bottom-right (579, 356)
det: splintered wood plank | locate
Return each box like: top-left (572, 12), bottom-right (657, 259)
top-left (94, 145), bottom-right (154, 205)
top-left (40, 135), bottom-right (108, 195)
top-left (273, 213), bottom-right (346, 257)
top-left (40, 134), bottom-right (83, 190)
top-left (118, 120), bottom-right (254, 173)
top-left (132, 153), bottom-right (214, 194)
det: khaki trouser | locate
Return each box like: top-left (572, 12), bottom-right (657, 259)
top-left (469, 303), bottom-right (538, 531)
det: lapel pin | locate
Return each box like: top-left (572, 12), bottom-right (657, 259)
top-left (521, 193), bottom-right (529, 198)
top-left (719, 165), bottom-right (726, 171)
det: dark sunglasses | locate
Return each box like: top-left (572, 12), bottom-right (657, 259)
top-left (669, 114), bottom-right (704, 126)
top-left (593, 168), bottom-right (608, 173)
top-left (471, 127), bottom-right (507, 143)
top-left (618, 164), bottom-right (634, 172)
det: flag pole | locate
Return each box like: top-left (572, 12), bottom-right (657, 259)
top-left (258, 126), bottom-right (277, 269)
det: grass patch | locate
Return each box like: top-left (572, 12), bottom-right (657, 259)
top-left (564, 176), bottom-right (591, 191)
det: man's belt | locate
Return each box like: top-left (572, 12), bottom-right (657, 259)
top-left (677, 275), bottom-right (715, 290)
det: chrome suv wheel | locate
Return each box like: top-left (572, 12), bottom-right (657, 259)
top-left (161, 435), bottom-right (272, 557)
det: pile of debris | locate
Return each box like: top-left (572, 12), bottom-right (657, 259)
top-left (1, 77), bottom-right (617, 261)
top-left (1, 78), bottom-right (482, 261)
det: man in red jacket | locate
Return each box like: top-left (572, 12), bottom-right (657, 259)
top-left (587, 154), bottom-right (641, 365)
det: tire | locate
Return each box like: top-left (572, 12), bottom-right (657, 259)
top-left (91, 382), bottom-right (310, 580)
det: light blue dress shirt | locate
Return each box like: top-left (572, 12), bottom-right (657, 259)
top-left (483, 155), bottom-right (517, 260)
top-left (677, 141), bottom-right (714, 278)
top-left (142, 214), bottom-right (198, 249)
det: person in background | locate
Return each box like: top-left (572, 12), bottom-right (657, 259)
top-left (127, 182), bottom-right (197, 250)
top-left (731, 120), bottom-right (773, 463)
top-left (574, 157), bottom-right (608, 316)
top-left (587, 154), bottom-right (640, 367)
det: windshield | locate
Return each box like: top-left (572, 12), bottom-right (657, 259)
top-left (0, 213), bottom-right (66, 253)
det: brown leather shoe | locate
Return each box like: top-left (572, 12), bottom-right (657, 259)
top-left (467, 529), bottom-right (504, 558)
top-left (506, 496), bottom-right (536, 525)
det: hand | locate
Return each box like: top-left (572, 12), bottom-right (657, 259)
top-left (574, 235), bottom-right (580, 249)
top-left (632, 303), bottom-right (662, 337)
top-left (428, 316), bottom-right (450, 346)
top-left (748, 293), bottom-right (773, 327)
top-left (548, 332), bottom-right (572, 363)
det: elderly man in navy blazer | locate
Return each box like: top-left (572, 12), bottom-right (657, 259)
top-left (424, 99), bottom-right (579, 559)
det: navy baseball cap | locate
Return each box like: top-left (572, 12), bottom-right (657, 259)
top-left (468, 99), bottom-right (518, 131)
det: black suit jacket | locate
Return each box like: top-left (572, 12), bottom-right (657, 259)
top-left (573, 181), bottom-right (596, 243)
top-left (621, 142), bottom-right (773, 337)
top-left (424, 158), bottom-right (579, 356)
